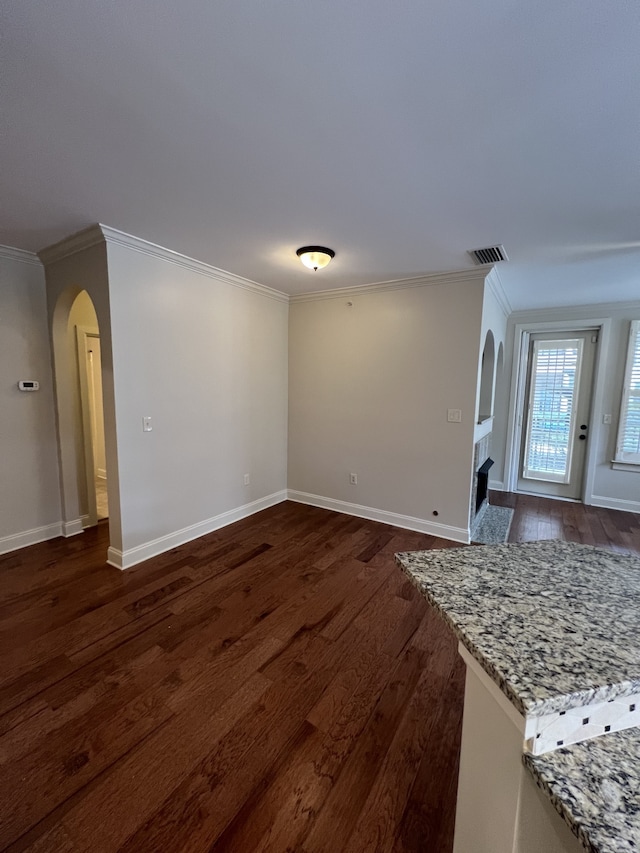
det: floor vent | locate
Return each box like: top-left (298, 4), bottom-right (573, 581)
top-left (468, 245), bottom-right (508, 265)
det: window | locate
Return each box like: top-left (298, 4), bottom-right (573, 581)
top-left (615, 320), bottom-right (640, 464)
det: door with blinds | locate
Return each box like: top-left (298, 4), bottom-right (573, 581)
top-left (517, 330), bottom-right (598, 499)
top-left (616, 320), bottom-right (640, 464)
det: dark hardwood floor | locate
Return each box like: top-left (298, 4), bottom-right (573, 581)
top-left (0, 496), bottom-right (638, 852)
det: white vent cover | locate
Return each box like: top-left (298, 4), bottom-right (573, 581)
top-left (468, 245), bottom-right (508, 265)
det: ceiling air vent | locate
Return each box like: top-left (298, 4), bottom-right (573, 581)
top-left (468, 245), bottom-right (508, 265)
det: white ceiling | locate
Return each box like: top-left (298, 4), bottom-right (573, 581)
top-left (1, 0), bottom-right (639, 306)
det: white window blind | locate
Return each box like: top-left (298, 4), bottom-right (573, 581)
top-left (616, 320), bottom-right (640, 464)
top-left (523, 339), bottom-right (582, 483)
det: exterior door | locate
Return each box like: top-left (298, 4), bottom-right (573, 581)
top-left (517, 330), bottom-right (597, 500)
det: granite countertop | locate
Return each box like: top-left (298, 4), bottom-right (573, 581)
top-left (524, 728), bottom-right (640, 853)
top-left (395, 540), bottom-right (640, 718)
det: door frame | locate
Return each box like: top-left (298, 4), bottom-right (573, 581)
top-left (76, 324), bottom-right (101, 527)
top-left (504, 317), bottom-right (611, 503)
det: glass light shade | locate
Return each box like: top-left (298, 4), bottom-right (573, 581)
top-left (296, 246), bottom-right (335, 271)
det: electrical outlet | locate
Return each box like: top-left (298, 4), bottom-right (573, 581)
top-left (447, 409), bottom-right (462, 423)
top-left (603, 414), bottom-right (612, 425)
top-left (244, 473), bottom-right (250, 485)
top-left (349, 473), bottom-right (357, 485)
top-left (142, 416), bottom-right (152, 432)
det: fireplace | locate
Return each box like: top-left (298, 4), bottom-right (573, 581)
top-left (475, 457), bottom-right (494, 515)
top-left (470, 433), bottom-right (493, 528)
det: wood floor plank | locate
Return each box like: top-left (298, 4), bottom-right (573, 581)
top-left (0, 676), bottom-right (174, 848)
top-left (59, 673), bottom-right (271, 853)
top-left (307, 634), bottom-right (397, 734)
top-left (393, 664), bottom-right (464, 853)
top-left (0, 644), bottom-right (164, 766)
top-left (0, 496), bottom-right (637, 853)
top-left (0, 563), bottom-right (195, 691)
top-left (299, 643), bottom-right (429, 853)
top-left (208, 719), bottom-right (322, 853)
top-left (121, 622), bottom-right (358, 852)
top-left (345, 629), bottom-right (461, 852)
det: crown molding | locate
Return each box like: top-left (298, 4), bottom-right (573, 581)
top-left (0, 244), bottom-right (42, 267)
top-left (38, 224), bottom-right (105, 265)
top-left (289, 266), bottom-right (488, 303)
top-left (485, 266), bottom-right (512, 316)
top-left (38, 224), bottom-right (289, 304)
top-left (99, 225), bottom-right (289, 303)
top-left (509, 298), bottom-right (640, 322)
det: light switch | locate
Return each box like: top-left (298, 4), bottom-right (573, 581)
top-left (142, 416), bottom-right (153, 432)
top-left (447, 409), bottom-right (462, 423)
top-left (603, 414), bottom-right (612, 424)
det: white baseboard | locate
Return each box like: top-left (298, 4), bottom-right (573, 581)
top-left (589, 495), bottom-right (640, 515)
top-left (489, 480), bottom-right (505, 491)
top-left (107, 490), bottom-right (288, 570)
top-left (0, 521), bottom-right (63, 555)
top-left (63, 519), bottom-right (85, 537)
top-left (287, 490), bottom-right (470, 544)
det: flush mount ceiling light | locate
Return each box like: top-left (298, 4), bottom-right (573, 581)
top-left (296, 245), bottom-right (335, 271)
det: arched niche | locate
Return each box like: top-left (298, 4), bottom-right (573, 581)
top-left (478, 330), bottom-right (496, 423)
top-left (493, 341), bottom-right (506, 430)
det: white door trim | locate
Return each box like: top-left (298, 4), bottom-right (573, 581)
top-left (504, 318), bottom-right (611, 505)
top-left (76, 325), bottom-right (100, 528)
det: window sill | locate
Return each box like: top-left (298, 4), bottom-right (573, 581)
top-left (611, 461), bottom-right (640, 473)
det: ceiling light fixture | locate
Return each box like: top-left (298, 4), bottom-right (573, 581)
top-left (296, 245), bottom-right (335, 271)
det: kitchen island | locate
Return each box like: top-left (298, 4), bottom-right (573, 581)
top-left (395, 540), bottom-right (640, 853)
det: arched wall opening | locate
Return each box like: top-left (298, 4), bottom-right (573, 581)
top-left (45, 242), bottom-right (122, 563)
top-left (68, 290), bottom-right (108, 525)
top-left (478, 329), bottom-right (496, 423)
top-left (490, 341), bottom-right (508, 486)
top-left (51, 287), bottom-right (110, 531)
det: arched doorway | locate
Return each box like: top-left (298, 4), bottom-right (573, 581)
top-left (51, 288), bottom-right (109, 532)
top-left (72, 291), bottom-right (109, 525)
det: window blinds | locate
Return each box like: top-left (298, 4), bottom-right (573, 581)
top-left (616, 320), bottom-right (640, 464)
top-left (523, 340), bottom-right (582, 482)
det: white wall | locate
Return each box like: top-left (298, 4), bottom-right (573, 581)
top-left (476, 283), bottom-right (508, 422)
top-left (288, 276), bottom-right (485, 539)
top-left (105, 241), bottom-right (289, 563)
top-left (476, 273), bottom-right (509, 485)
top-left (0, 249), bottom-right (61, 551)
top-left (493, 301), bottom-right (640, 513)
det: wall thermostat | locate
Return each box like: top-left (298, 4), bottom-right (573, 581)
top-left (18, 380), bottom-right (39, 391)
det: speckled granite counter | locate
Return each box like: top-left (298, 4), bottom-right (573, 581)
top-left (395, 540), bottom-right (640, 853)
top-left (525, 728), bottom-right (640, 853)
top-left (395, 540), bottom-right (640, 718)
